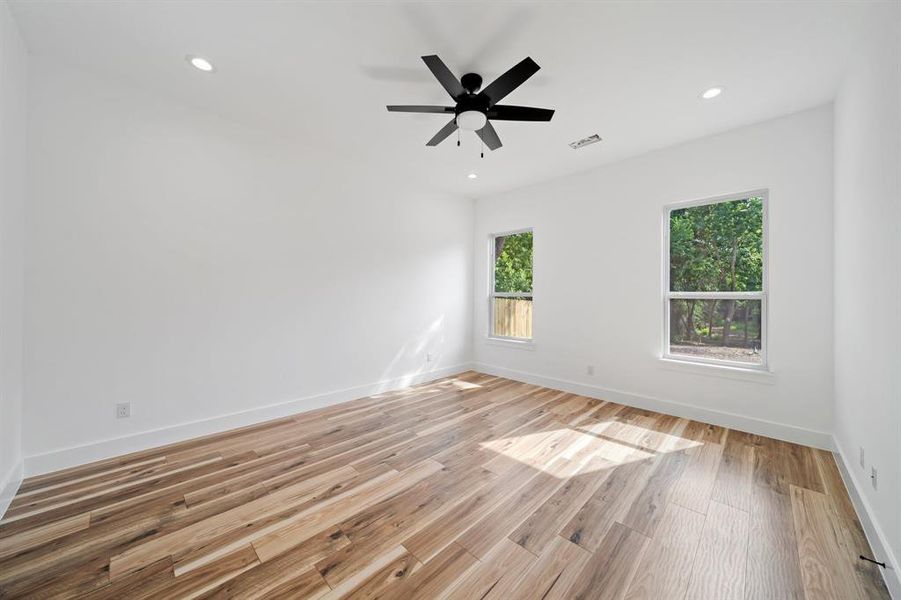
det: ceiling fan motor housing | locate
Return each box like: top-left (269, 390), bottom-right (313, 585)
top-left (454, 91), bottom-right (490, 114)
top-left (460, 72), bottom-right (483, 94)
top-left (454, 89), bottom-right (490, 131)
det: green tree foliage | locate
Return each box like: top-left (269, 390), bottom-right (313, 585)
top-left (669, 198), bottom-right (763, 351)
top-left (494, 231), bottom-right (533, 293)
top-left (670, 198), bottom-right (763, 292)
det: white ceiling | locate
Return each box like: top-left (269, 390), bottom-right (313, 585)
top-left (9, 1), bottom-right (882, 198)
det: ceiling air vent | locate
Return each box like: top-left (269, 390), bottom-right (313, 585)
top-left (569, 134), bottom-right (602, 149)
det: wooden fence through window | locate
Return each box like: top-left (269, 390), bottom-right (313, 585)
top-left (493, 298), bottom-right (532, 339)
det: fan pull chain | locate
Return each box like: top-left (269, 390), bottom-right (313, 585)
top-left (457, 130), bottom-right (460, 147)
top-left (481, 139), bottom-right (484, 159)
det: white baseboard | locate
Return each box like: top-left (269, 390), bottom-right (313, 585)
top-left (0, 460), bottom-right (24, 520)
top-left (833, 438), bottom-right (900, 598)
top-left (24, 363), bottom-right (475, 477)
top-left (473, 362), bottom-right (833, 449)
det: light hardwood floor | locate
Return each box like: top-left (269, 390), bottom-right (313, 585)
top-left (0, 372), bottom-right (889, 599)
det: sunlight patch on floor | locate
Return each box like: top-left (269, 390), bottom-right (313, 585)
top-left (578, 420), bottom-right (699, 454)
top-left (480, 422), bottom-right (701, 475)
top-left (451, 380), bottom-right (483, 390)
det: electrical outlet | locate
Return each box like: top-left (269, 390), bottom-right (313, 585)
top-left (426, 353), bottom-right (432, 363)
top-left (859, 446), bottom-right (865, 468)
top-left (116, 402), bottom-right (131, 419)
top-left (871, 467), bottom-right (878, 490)
top-left (586, 365), bottom-right (595, 376)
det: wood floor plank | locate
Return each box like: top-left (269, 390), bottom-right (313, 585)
top-left (198, 526), bottom-right (349, 599)
top-left (508, 455), bottom-right (613, 555)
top-left (1, 455), bottom-right (226, 526)
top-left (791, 484), bottom-right (866, 600)
top-left (252, 460), bottom-right (443, 565)
top-left (567, 521), bottom-right (649, 600)
top-left (682, 420), bottom-right (728, 446)
top-left (14, 456), bottom-right (168, 497)
top-left (624, 502), bottom-right (705, 600)
top-left (583, 399), bottom-right (627, 423)
top-left (389, 542), bottom-right (479, 600)
top-left (318, 544), bottom-right (409, 599)
top-left (454, 467), bottom-right (571, 559)
top-left (669, 441), bottom-right (724, 514)
top-left (401, 463), bottom-right (538, 563)
top-left (9, 456), bottom-right (190, 508)
top-left (560, 457), bottom-right (656, 551)
top-left (710, 430), bottom-right (755, 512)
top-left (147, 544), bottom-right (261, 600)
top-left (172, 463), bottom-right (392, 576)
top-left (481, 416), bottom-right (564, 476)
top-left (79, 557), bottom-right (174, 599)
top-left (312, 465), bottom-right (496, 588)
top-left (325, 546), bottom-right (421, 599)
top-left (443, 537), bottom-right (536, 600)
top-left (224, 567), bottom-right (330, 600)
top-left (506, 535), bottom-right (593, 600)
top-left (684, 500), bottom-right (749, 600)
top-left (620, 447), bottom-right (691, 537)
top-left (108, 463), bottom-right (364, 579)
top-left (180, 429), bottom-right (413, 510)
top-left (744, 485), bottom-right (806, 600)
top-left (783, 442), bottom-right (826, 493)
top-left (0, 512), bottom-right (91, 561)
top-left (0, 373), bottom-right (887, 600)
top-left (813, 449), bottom-right (891, 599)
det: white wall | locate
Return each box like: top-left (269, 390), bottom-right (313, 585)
top-left (23, 60), bottom-right (473, 473)
top-left (0, 1), bottom-right (27, 515)
top-left (474, 106), bottom-right (834, 446)
top-left (833, 3), bottom-right (901, 585)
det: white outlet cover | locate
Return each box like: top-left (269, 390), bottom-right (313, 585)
top-left (859, 446), bottom-right (865, 468)
top-left (116, 402), bottom-right (131, 418)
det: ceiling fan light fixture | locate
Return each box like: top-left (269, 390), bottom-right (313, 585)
top-left (387, 55), bottom-right (551, 151)
top-left (456, 110), bottom-right (487, 132)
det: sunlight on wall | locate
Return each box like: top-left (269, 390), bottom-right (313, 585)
top-left (373, 315), bottom-right (446, 393)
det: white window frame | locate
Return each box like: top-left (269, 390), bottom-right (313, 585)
top-left (662, 190), bottom-right (769, 371)
top-left (488, 228), bottom-right (533, 343)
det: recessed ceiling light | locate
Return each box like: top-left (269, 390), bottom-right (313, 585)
top-left (467, 173), bottom-right (478, 179)
top-left (186, 55), bottom-right (215, 72)
top-left (701, 87), bottom-right (722, 99)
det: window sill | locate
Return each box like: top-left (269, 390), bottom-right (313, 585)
top-left (484, 336), bottom-right (535, 350)
top-left (658, 357), bottom-right (774, 384)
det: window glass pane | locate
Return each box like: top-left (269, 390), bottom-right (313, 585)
top-left (669, 299), bottom-right (762, 365)
top-left (493, 297), bottom-right (533, 339)
top-left (670, 198), bottom-right (763, 292)
top-left (494, 231), bottom-right (533, 294)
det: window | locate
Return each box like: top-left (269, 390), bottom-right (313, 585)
top-left (664, 193), bottom-right (767, 368)
top-left (490, 229), bottom-right (533, 340)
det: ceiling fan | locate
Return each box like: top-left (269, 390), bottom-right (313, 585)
top-left (387, 55), bottom-right (554, 153)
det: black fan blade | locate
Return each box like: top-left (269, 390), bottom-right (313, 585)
top-left (480, 57), bottom-right (540, 106)
top-left (421, 55), bottom-right (465, 100)
top-left (387, 105), bottom-right (455, 114)
top-left (476, 121), bottom-right (502, 151)
top-left (487, 105), bottom-right (554, 121)
top-left (426, 118), bottom-right (459, 146)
